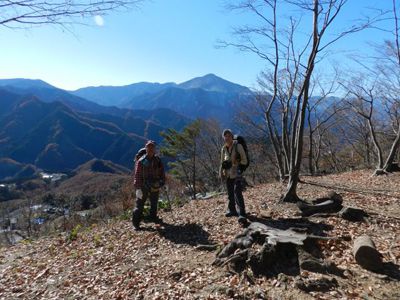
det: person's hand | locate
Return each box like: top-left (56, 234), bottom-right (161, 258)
top-left (159, 179), bottom-right (165, 187)
top-left (136, 189), bottom-right (143, 199)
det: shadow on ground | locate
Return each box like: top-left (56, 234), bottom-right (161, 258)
top-left (375, 262), bottom-right (400, 280)
top-left (155, 222), bottom-right (214, 246)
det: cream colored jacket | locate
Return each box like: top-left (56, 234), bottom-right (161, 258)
top-left (219, 141), bottom-right (248, 179)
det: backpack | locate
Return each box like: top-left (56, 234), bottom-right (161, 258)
top-left (234, 135), bottom-right (250, 171)
top-left (135, 148), bottom-right (147, 163)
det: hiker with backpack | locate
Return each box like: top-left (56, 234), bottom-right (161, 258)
top-left (132, 140), bottom-right (165, 230)
top-left (219, 129), bottom-right (248, 219)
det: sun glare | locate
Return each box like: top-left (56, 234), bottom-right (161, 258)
top-left (94, 15), bottom-right (104, 27)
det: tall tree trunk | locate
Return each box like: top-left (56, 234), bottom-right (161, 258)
top-left (367, 119), bottom-right (384, 169)
top-left (306, 105), bottom-right (313, 175)
top-left (382, 127), bottom-right (400, 172)
top-left (281, 0), bottom-right (319, 203)
top-left (308, 128), bottom-right (314, 175)
top-left (314, 128), bottom-right (323, 173)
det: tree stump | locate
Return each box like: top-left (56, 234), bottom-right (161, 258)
top-left (214, 222), bottom-right (342, 277)
top-left (353, 235), bottom-right (383, 272)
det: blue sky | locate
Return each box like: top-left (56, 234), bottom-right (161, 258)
top-left (0, 0), bottom-right (395, 91)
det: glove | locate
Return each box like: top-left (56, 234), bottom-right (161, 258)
top-left (238, 164), bottom-right (246, 173)
top-left (136, 189), bottom-right (143, 199)
top-left (159, 179), bottom-right (165, 187)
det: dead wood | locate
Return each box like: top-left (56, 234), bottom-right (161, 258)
top-left (353, 235), bottom-right (383, 272)
top-left (312, 191), bottom-right (343, 205)
top-left (194, 244), bottom-right (219, 251)
top-left (214, 221), bottom-right (344, 278)
top-left (297, 191), bottom-right (343, 217)
top-left (339, 207), bottom-right (368, 222)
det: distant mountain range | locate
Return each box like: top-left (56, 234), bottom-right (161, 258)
top-left (72, 74), bottom-right (251, 106)
top-left (71, 74), bottom-right (253, 124)
top-left (0, 74), bottom-right (252, 181)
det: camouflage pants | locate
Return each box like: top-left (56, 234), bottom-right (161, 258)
top-left (132, 188), bottom-right (159, 227)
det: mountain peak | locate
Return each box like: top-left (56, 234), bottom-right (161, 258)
top-left (179, 74), bottom-right (250, 94)
top-left (203, 73), bottom-right (219, 78)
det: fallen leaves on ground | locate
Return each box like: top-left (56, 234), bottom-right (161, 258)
top-left (1, 169), bottom-right (400, 299)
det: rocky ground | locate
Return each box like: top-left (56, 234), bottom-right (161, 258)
top-left (1, 169), bottom-right (399, 299)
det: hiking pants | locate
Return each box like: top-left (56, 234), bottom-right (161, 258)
top-left (132, 188), bottom-right (159, 226)
top-left (226, 177), bottom-right (246, 216)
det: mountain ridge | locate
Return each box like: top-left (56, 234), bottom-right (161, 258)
top-left (70, 74), bottom-right (253, 119)
top-left (0, 88), bottom-right (189, 180)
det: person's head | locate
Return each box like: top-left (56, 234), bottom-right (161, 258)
top-left (222, 129), bottom-right (234, 145)
top-left (145, 140), bottom-right (156, 157)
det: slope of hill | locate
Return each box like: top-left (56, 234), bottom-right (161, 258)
top-left (0, 86), bottom-right (190, 179)
top-left (0, 158), bottom-right (37, 181)
top-left (1, 170), bottom-right (399, 299)
top-left (74, 159), bottom-right (130, 174)
top-left (123, 86), bottom-right (240, 119)
top-left (0, 79), bottom-right (105, 114)
top-left (0, 97), bottom-right (143, 173)
top-left (0, 89), bottom-right (26, 118)
top-left (53, 165), bottom-right (130, 196)
top-left (0, 98), bottom-right (183, 178)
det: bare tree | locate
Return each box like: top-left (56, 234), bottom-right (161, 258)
top-left (305, 72), bottom-right (343, 175)
top-left (342, 80), bottom-right (386, 171)
top-left (375, 0), bottom-right (400, 174)
top-left (336, 107), bottom-right (374, 168)
top-left (340, 1), bottom-right (400, 175)
top-left (195, 119), bottom-right (224, 190)
top-left (0, 0), bottom-right (144, 28)
top-left (221, 0), bottom-right (374, 202)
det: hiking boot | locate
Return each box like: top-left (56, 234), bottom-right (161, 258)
top-left (225, 211), bottom-right (238, 217)
top-left (132, 218), bottom-right (141, 230)
top-left (133, 224), bottom-right (141, 231)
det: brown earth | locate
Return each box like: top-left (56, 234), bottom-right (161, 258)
top-left (0, 169), bottom-right (399, 299)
